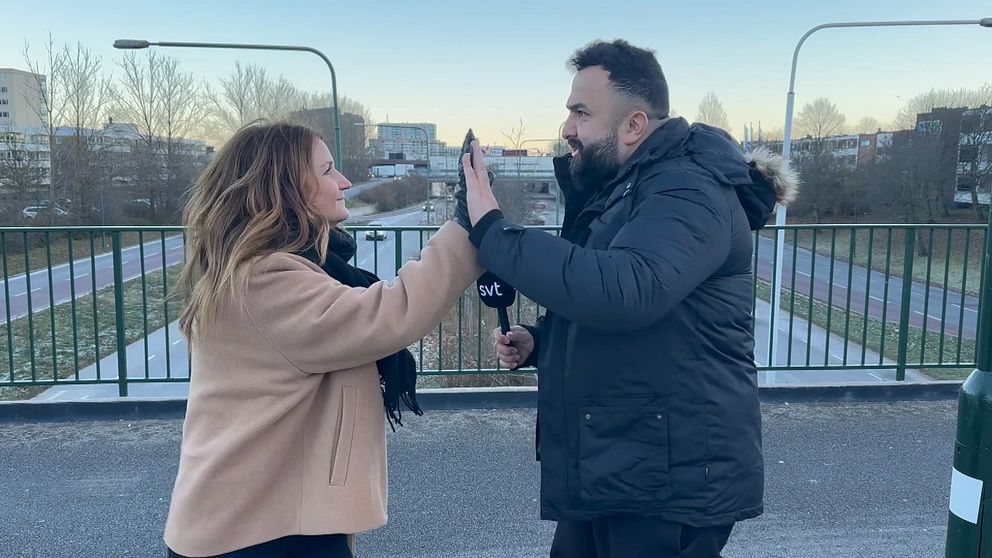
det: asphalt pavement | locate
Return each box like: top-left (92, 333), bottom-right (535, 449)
top-left (0, 400), bottom-right (958, 558)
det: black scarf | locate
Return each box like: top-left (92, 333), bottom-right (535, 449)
top-left (298, 229), bottom-right (423, 430)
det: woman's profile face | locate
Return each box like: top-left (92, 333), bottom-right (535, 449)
top-left (311, 138), bottom-right (352, 224)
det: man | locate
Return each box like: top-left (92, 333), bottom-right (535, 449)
top-left (458, 40), bottom-right (797, 557)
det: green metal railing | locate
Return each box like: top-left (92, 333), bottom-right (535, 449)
top-left (753, 225), bottom-right (984, 381)
top-left (0, 223), bottom-right (986, 397)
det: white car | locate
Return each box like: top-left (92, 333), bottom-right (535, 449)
top-left (22, 205), bottom-right (68, 219)
top-left (365, 222), bottom-right (386, 241)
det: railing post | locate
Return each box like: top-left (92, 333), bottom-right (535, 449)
top-left (394, 228), bottom-right (403, 278)
top-left (945, 210), bottom-right (992, 556)
top-left (896, 228), bottom-right (916, 382)
top-left (112, 232), bottom-right (129, 397)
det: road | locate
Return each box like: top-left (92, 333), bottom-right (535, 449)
top-left (754, 235), bottom-right (979, 339)
top-left (0, 234), bottom-right (185, 325)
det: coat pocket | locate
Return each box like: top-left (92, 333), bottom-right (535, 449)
top-left (577, 405), bottom-right (670, 502)
top-left (329, 386), bottom-right (358, 486)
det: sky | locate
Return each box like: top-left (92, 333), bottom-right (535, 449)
top-left (4, 0), bottom-right (991, 147)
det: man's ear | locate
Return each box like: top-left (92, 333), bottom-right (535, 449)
top-left (621, 111), bottom-right (651, 147)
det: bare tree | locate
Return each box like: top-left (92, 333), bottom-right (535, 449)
top-left (501, 118), bottom-right (527, 149)
top-left (206, 63), bottom-right (348, 139)
top-left (21, 34), bottom-right (68, 218)
top-left (758, 127), bottom-right (784, 142)
top-left (696, 92), bottom-right (730, 132)
top-left (57, 42), bottom-right (114, 220)
top-left (893, 84), bottom-right (992, 130)
top-left (862, 134), bottom-right (943, 250)
top-left (852, 116), bottom-right (883, 134)
top-left (794, 98), bottom-right (847, 139)
top-left (787, 98), bottom-right (851, 222)
top-left (0, 134), bottom-right (49, 212)
top-left (791, 149), bottom-right (852, 223)
top-left (115, 51), bottom-right (206, 222)
top-left (204, 62), bottom-right (257, 135)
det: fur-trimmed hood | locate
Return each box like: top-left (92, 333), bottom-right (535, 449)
top-left (745, 146), bottom-right (799, 206)
top-left (683, 122), bottom-right (800, 230)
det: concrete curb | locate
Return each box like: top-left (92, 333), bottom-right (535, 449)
top-left (0, 382), bottom-right (962, 422)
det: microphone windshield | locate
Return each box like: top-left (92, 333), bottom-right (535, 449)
top-left (477, 271), bottom-right (516, 308)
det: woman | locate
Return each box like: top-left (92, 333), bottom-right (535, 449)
top-left (164, 122), bottom-right (482, 557)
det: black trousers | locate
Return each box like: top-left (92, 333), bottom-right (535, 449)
top-left (167, 534), bottom-right (352, 558)
top-left (550, 516), bottom-right (734, 558)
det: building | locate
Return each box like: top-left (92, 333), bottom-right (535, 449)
top-left (0, 68), bottom-right (46, 129)
top-left (759, 134), bottom-right (862, 168)
top-left (53, 119), bottom-right (211, 183)
top-left (375, 123), bottom-right (438, 160)
top-left (955, 106), bottom-right (992, 204)
top-left (0, 68), bottom-right (51, 191)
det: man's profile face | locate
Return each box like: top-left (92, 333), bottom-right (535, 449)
top-left (562, 66), bottom-right (622, 190)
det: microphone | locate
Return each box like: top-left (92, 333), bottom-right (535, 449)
top-left (477, 271), bottom-right (516, 334)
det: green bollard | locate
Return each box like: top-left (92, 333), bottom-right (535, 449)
top-left (946, 370), bottom-right (992, 556)
top-left (946, 211), bottom-right (992, 557)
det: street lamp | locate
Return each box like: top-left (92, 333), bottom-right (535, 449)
top-left (112, 39), bottom-right (343, 164)
top-left (377, 124), bottom-right (433, 221)
top-left (768, 18), bottom-right (992, 371)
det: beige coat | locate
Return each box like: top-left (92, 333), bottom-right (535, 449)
top-left (164, 223), bottom-right (481, 557)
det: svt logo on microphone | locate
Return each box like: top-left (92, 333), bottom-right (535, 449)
top-left (478, 283), bottom-right (504, 298)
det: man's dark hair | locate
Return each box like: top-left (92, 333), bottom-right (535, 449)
top-left (569, 39), bottom-right (669, 120)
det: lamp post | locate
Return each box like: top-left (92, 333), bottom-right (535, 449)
top-left (112, 39), bottom-right (343, 164)
top-left (377, 124), bottom-right (433, 222)
top-left (769, 18), bottom-right (992, 375)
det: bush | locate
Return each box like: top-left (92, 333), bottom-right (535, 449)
top-left (357, 176), bottom-right (428, 212)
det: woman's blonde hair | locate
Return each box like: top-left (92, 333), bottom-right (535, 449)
top-left (177, 122), bottom-right (329, 338)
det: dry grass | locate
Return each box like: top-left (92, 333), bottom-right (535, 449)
top-left (0, 265), bottom-right (184, 400)
top-left (758, 281), bottom-right (974, 381)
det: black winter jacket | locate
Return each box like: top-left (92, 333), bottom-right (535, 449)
top-left (469, 117), bottom-right (796, 526)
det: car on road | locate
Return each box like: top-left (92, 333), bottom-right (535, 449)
top-left (365, 222), bottom-right (387, 241)
top-left (22, 204), bottom-right (68, 219)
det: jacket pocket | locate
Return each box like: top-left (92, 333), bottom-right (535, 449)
top-left (577, 404), bottom-right (670, 502)
top-left (329, 386), bottom-right (358, 486)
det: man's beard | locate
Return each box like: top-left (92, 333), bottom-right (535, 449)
top-left (568, 132), bottom-right (620, 192)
